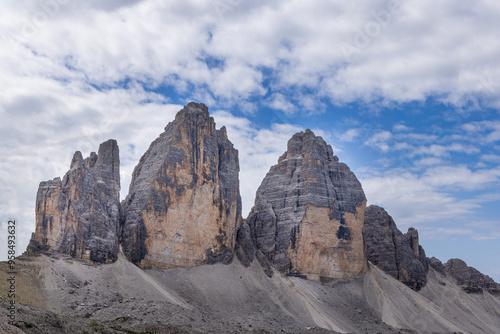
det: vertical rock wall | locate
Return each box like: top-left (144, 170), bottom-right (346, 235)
top-left (121, 102), bottom-right (242, 268)
top-left (27, 140), bottom-right (121, 263)
top-left (363, 205), bottom-right (428, 291)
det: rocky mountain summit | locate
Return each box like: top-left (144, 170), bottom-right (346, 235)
top-left (363, 205), bottom-right (499, 295)
top-left (121, 102), bottom-right (242, 268)
top-left (27, 103), bottom-right (243, 269)
top-left (16, 102), bottom-right (500, 334)
top-left (363, 205), bottom-right (429, 291)
top-left (239, 130), bottom-right (367, 280)
top-left (430, 257), bottom-right (500, 294)
top-left (26, 139), bottom-right (120, 263)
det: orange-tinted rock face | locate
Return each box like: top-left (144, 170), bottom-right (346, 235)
top-left (289, 204), bottom-right (367, 280)
top-left (30, 178), bottom-right (64, 252)
top-left (121, 102), bottom-right (242, 268)
top-left (242, 130), bottom-right (367, 280)
top-left (27, 140), bottom-right (121, 264)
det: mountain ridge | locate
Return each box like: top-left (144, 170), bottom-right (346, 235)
top-left (12, 101), bottom-right (499, 334)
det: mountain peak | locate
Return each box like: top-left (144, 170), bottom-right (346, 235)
top-left (363, 205), bottom-right (429, 291)
top-left (175, 101), bottom-right (209, 120)
top-left (27, 140), bottom-right (121, 263)
top-left (121, 103), bottom-right (242, 268)
top-left (240, 130), bottom-right (367, 280)
top-left (280, 129), bottom-right (336, 163)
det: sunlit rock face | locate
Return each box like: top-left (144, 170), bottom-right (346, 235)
top-left (242, 130), bottom-right (367, 280)
top-left (121, 102), bottom-right (242, 268)
top-left (27, 140), bottom-right (121, 264)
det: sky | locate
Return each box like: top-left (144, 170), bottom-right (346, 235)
top-left (1, 0), bottom-right (499, 281)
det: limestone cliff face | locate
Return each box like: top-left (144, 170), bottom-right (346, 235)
top-left (363, 205), bottom-right (428, 291)
top-left (121, 102), bottom-right (242, 268)
top-left (242, 130), bottom-right (367, 280)
top-left (26, 140), bottom-right (121, 263)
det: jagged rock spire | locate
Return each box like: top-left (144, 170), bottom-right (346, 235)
top-left (27, 139), bottom-right (121, 264)
top-left (363, 205), bottom-right (429, 291)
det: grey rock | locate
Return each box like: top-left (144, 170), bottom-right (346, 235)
top-left (26, 140), bottom-right (121, 263)
top-left (362, 205), bottom-right (399, 278)
top-left (121, 102), bottom-right (242, 268)
top-left (444, 258), bottom-right (500, 293)
top-left (363, 205), bottom-right (428, 291)
top-left (428, 256), bottom-right (446, 276)
top-left (255, 249), bottom-right (274, 278)
top-left (242, 130), bottom-right (367, 279)
top-left (234, 219), bottom-right (255, 268)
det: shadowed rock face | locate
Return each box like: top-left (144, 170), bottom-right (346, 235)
top-left (442, 258), bottom-right (500, 294)
top-left (241, 130), bottom-right (367, 280)
top-left (363, 205), bottom-right (428, 291)
top-left (428, 256), bottom-right (446, 276)
top-left (26, 140), bottom-right (121, 264)
top-left (121, 102), bottom-right (242, 268)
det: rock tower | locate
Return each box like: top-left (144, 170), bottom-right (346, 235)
top-left (363, 205), bottom-right (429, 290)
top-left (239, 130), bottom-right (367, 280)
top-left (27, 140), bottom-right (120, 263)
top-left (121, 102), bottom-right (242, 268)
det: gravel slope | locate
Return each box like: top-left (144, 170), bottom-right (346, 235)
top-left (1, 255), bottom-right (499, 333)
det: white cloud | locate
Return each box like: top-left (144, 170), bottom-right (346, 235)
top-left (361, 164), bottom-right (500, 231)
top-left (410, 143), bottom-right (479, 158)
top-left (433, 228), bottom-right (474, 237)
top-left (461, 121), bottom-right (500, 143)
top-left (447, 143), bottom-right (480, 154)
top-left (361, 172), bottom-right (481, 228)
top-left (404, 133), bottom-right (438, 142)
top-left (481, 154), bottom-right (500, 163)
top-left (393, 142), bottom-right (414, 151)
top-left (364, 130), bottom-right (392, 152)
top-left (414, 157), bottom-right (445, 167)
top-left (1, 0), bottom-right (499, 110)
top-left (265, 93), bottom-right (297, 115)
top-left (422, 165), bottom-right (500, 190)
top-left (341, 128), bottom-right (361, 142)
top-left (420, 226), bottom-right (500, 242)
top-left (393, 124), bottom-right (412, 132)
top-left (475, 162), bottom-right (487, 168)
top-left (487, 128), bottom-right (500, 142)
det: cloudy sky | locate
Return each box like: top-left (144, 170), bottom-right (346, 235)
top-left (1, 0), bottom-right (499, 281)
